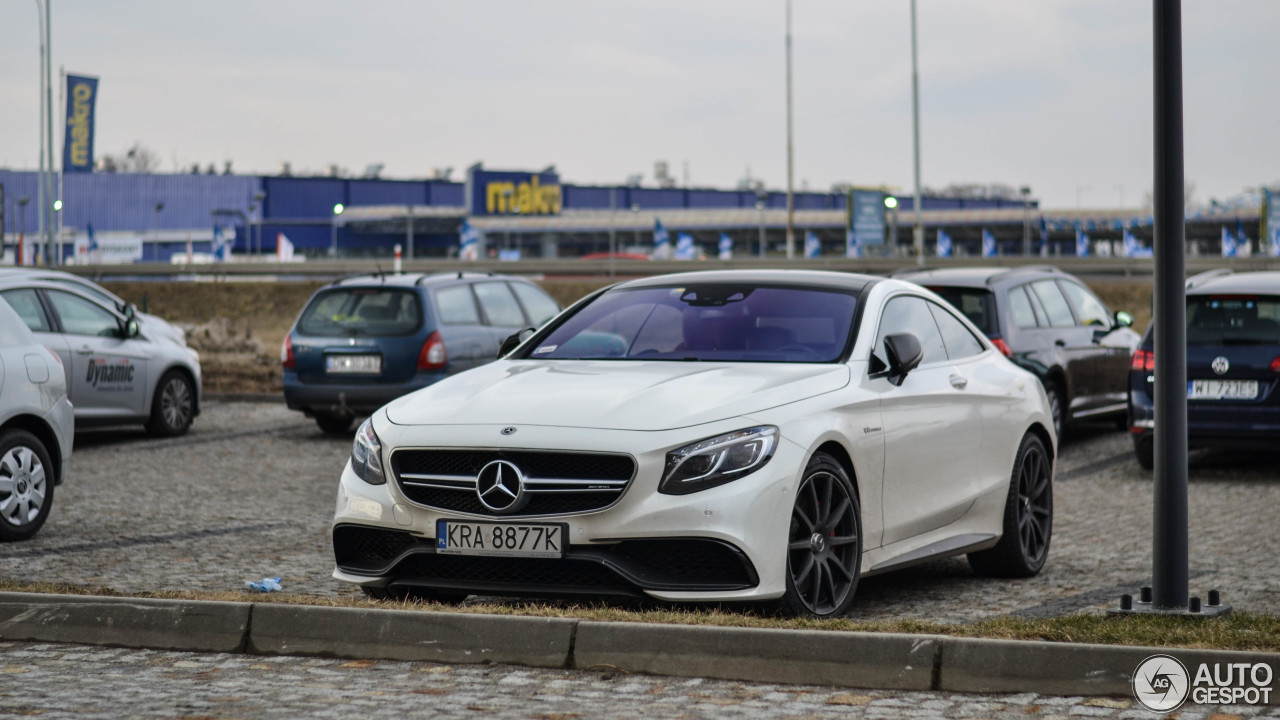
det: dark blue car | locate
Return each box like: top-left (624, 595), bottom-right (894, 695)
top-left (283, 272), bottom-right (561, 434)
top-left (1128, 270), bottom-right (1280, 469)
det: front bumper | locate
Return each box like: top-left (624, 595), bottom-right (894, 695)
top-left (330, 417), bottom-right (805, 602)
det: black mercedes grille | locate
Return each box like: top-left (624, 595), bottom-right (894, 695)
top-left (391, 449), bottom-right (636, 517)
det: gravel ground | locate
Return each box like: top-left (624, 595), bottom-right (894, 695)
top-left (2, 399), bottom-right (1278, 622)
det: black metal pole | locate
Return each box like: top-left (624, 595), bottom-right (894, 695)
top-left (1152, 0), bottom-right (1189, 611)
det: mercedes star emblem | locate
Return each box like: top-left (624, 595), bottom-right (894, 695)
top-left (501, 427), bottom-right (518, 435)
top-left (475, 460), bottom-right (528, 514)
top-left (1211, 356), bottom-right (1230, 375)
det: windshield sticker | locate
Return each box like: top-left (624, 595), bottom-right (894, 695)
top-left (533, 345), bottom-right (557, 354)
top-left (86, 357), bottom-right (136, 390)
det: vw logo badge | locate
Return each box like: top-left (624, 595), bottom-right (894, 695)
top-left (501, 427), bottom-right (518, 436)
top-left (1211, 356), bottom-right (1230, 375)
top-left (475, 460), bottom-right (528, 514)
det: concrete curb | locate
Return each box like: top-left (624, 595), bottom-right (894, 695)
top-left (0, 592), bottom-right (1276, 701)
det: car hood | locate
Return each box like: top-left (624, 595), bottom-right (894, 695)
top-left (384, 360), bottom-right (851, 431)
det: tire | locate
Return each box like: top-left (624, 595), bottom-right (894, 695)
top-left (146, 370), bottom-right (195, 437)
top-left (1044, 380), bottom-right (1066, 443)
top-left (315, 414), bottom-right (353, 436)
top-left (778, 452), bottom-right (862, 618)
top-left (1135, 434), bottom-right (1154, 471)
top-left (361, 585), bottom-right (467, 604)
top-left (0, 429), bottom-right (55, 542)
top-left (968, 433), bottom-right (1053, 578)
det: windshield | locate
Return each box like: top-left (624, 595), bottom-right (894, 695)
top-left (526, 283), bottom-right (857, 362)
top-left (297, 288), bottom-right (422, 337)
top-left (1187, 295), bottom-right (1280, 345)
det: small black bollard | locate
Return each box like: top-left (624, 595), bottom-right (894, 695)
top-left (1141, 586), bottom-right (1153, 603)
top-left (1190, 596), bottom-right (1202, 613)
top-left (1208, 589), bottom-right (1221, 606)
top-left (1120, 594), bottom-right (1133, 611)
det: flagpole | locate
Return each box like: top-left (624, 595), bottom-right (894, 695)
top-left (910, 0), bottom-right (924, 266)
top-left (784, 0), bottom-right (795, 260)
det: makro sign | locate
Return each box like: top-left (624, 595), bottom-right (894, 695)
top-left (63, 74), bottom-right (99, 173)
top-left (466, 167), bottom-right (561, 217)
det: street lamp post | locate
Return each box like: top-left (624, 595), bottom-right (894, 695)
top-left (330, 203), bottom-right (344, 257)
top-left (152, 202), bottom-right (164, 263)
top-left (252, 191), bottom-right (265, 256)
top-left (1020, 186), bottom-right (1032, 256)
top-left (755, 200), bottom-right (766, 258)
top-left (17, 197), bottom-right (30, 266)
top-left (910, 0), bottom-right (925, 266)
top-left (630, 204), bottom-right (640, 259)
top-left (884, 196), bottom-right (900, 251)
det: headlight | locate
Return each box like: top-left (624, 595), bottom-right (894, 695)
top-left (351, 418), bottom-right (386, 485)
top-left (659, 426), bottom-right (778, 495)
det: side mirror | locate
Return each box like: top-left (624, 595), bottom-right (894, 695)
top-left (497, 327), bottom-right (536, 358)
top-left (884, 332), bottom-right (923, 386)
top-left (1114, 310), bottom-right (1133, 328)
top-left (123, 319), bottom-right (140, 339)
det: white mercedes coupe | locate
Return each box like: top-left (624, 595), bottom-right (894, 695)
top-left (331, 270), bottom-right (1056, 618)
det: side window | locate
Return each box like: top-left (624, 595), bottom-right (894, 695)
top-left (0, 289), bottom-right (52, 332)
top-left (434, 285), bottom-right (481, 325)
top-left (1029, 280), bottom-right (1076, 328)
top-left (1059, 281), bottom-right (1111, 327)
top-left (45, 290), bottom-right (120, 337)
top-left (927, 301), bottom-right (985, 360)
top-left (472, 282), bottom-right (526, 328)
top-left (1008, 286), bottom-right (1039, 329)
top-left (874, 295), bottom-right (946, 368)
top-left (509, 282), bottom-right (560, 326)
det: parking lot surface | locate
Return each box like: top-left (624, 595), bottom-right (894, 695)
top-left (2, 399), bottom-right (1278, 621)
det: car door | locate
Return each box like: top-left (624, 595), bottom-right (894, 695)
top-left (43, 289), bottom-right (150, 419)
top-left (871, 294), bottom-right (984, 547)
top-left (0, 289), bottom-right (71, 380)
top-left (1027, 279), bottom-right (1097, 416)
top-left (430, 284), bottom-right (495, 373)
top-left (472, 281), bottom-right (531, 353)
top-left (1058, 279), bottom-right (1135, 413)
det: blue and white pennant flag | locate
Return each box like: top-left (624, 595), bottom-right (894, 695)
top-left (653, 219), bottom-right (671, 259)
top-left (982, 228), bottom-right (997, 258)
top-left (804, 230), bottom-right (821, 258)
top-left (1075, 228), bottom-right (1090, 257)
top-left (845, 229), bottom-right (861, 259)
top-left (936, 229), bottom-right (952, 258)
top-left (459, 219), bottom-right (481, 260)
top-left (675, 232), bottom-right (696, 260)
top-left (718, 232), bottom-right (733, 260)
top-left (1221, 225), bottom-right (1237, 258)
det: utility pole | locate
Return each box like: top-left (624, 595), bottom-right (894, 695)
top-left (784, 0), bottom-right (795, 259)
top-left (910, 0), bottom-right (924, 266)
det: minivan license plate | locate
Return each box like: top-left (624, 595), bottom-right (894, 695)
top-left (326, 354), bottom-right (381, 374)
top-left (436, 520), bottom-right (565, 558)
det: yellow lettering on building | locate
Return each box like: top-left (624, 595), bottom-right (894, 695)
top-left (484, 175), bottom-right (562, 215)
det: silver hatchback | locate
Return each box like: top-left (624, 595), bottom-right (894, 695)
top-left (0, 298), bottom-right (74, 540)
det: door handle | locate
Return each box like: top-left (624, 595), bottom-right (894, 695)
top-left (1054, 340), bottom-right (1066, 347)
top-left (76, 346), bottom-right (94, 355)
top-left (949, 375), bottom-right (968, 389)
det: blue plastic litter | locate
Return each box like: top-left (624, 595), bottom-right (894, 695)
top-left (245, 577), bottom-right (282, 592)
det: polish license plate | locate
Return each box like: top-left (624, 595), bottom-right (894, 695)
top-left (436, 520), bottom-right (566, 558)
top-left (1188, 379), bottom-right (1258, 400)
top-left (325, 354), bottom-right (381, 374)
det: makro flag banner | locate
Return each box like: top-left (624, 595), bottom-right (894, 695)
top-left (804, 230), bottom-right (821, 258)
top-left (718, 232), bottom-right (733, 260)
top-left (1076, 228), bottom-right (1091, 257)
top-left (845, 228), bottom-right (862, 259)
top-left (936, 229), bottom-right (952, 258)
top-left (1266, 188), bottom-right (1280, 258)
top-left (212, 224), bottom-right (228, 262)
top-left (459, 219), bottom-right (480, 260)
top-left (982, 228), bottom-right (997, 258)
top-left (1221, 225), bottom-right (1237, 258)
top-left (1038, 217), bottom-right (1050, 257)
top-left (674, 232), bottom-right (696, 260)
top-left (63, 74), bottom-right (99, 173)
top-left (1236, 219), bottom-right (1250, 257)
top-left (653, 219), bottom-right (671, 259)
top-left (276, 233), bottom-right (295, 262)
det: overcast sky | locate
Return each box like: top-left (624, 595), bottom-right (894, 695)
top-left (2, 1), bottom-right (1277, 210)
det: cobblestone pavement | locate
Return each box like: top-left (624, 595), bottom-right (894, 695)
top-left (3, 640), bottom-right (1276, 720)
top-left (4, 399), bottom-right (1276, 621)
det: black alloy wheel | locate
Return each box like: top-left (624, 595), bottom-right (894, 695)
top-left (968, 433), bottom-right (1053, 578)
top-left (1045, 380), bottom-right (1065, 443)
top-left (780, 453), bottom-right (861, 618)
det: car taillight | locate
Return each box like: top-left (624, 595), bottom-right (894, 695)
top-left (281, 335), bottom-right (296, 369)
top-left (1271, 356), bottom-right (1280, 373)
top-left (1131, 349), bottom-right (1154, 372)
top-left (418, 330), bottom-right (446, 370)
top-left (991, 337), bottom-right (1013, 357)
